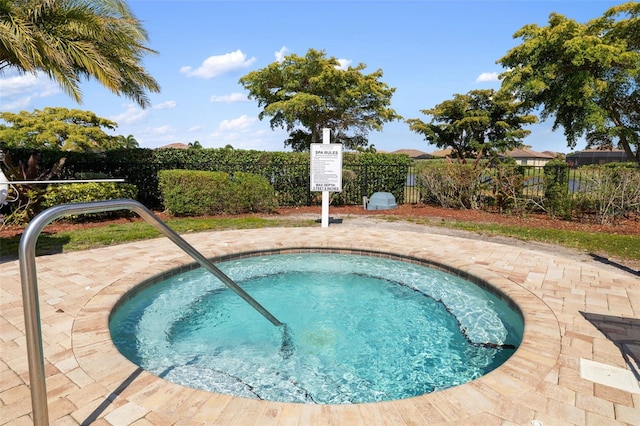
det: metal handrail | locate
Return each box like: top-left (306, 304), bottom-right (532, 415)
top-left (19, 199), bottom-right (282, 425)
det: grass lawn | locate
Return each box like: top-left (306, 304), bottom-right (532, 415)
top-left (1, 214), bottom-right (638, 266)
top-left (0, 216), bottom-right (315, 258)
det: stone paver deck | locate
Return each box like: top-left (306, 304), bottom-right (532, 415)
top-left (1, 225), bottom-right (638, 425)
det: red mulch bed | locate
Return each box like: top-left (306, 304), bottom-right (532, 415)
top-left (2, 204), bottom-right (638, 239)
top-left (275, 204), bottom-right (640, 235)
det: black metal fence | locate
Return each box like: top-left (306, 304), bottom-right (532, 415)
top-left (407, 163), bottom-right (640, 210)
top-left (198, 162), bottom-right (412, 207)
top-left (4, 145), bottom-right (637, 209)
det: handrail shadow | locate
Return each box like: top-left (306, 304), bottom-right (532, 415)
top-left (82, 367), bottom-right (143, 425)
top-left (589, 253), bottom-right (640, 277)
top-left (581, 311), bottom-right (640, 380)
top-left (20, 199), bottom-right (282, 425)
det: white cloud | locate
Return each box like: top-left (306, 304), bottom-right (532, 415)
top-left (109, 104), bottom-right (147, 125)
top-left (210, 92), bottom-right (248, 103)
top-left (476, 72), bottom-right (500, 83)
top-left (336, 59), bottom-right (352, 70)
top-left (110, 104), bottom-right (148, 125)
top-left (217, 114), bottom-right (256, 131)
top-left (153, 100), bottom-right (176, 109)
top-left (1, 94), bottom-right (32, 111)
top-left (180, 50), bottom-right (256, 79)
top-left (275, 46), bottom-right (289, 62)
top-left (109, 101), bottom-right (174, 133)
top-left (119, 126), bottom-right (177, 148)
top-left (187, 125), bottom-right (204, 132)
top-left (205, 120), bottom-right (288, 150)
top-left (0, 72), bottom-right (60, 110)
top-left (151, 125), bottom-right (174, 135)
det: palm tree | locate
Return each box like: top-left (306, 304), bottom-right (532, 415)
top-left (0, 0), bottom-right (160, 108)
top-left (111, 134), bottom-right (139, 149)
top-left (123, 134), bottom-right (139, 148)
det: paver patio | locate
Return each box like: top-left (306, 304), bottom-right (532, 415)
top-left (1, 225), bottom-right (638, 425)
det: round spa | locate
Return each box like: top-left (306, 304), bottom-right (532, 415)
top-left (109, 252), bottom-right (523, 404)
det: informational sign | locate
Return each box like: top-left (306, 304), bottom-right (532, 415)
top-left (310, 143), bottom-right (343, 192)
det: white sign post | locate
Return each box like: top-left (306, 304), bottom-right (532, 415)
top-left (310, 128), bottom-right (342, 227)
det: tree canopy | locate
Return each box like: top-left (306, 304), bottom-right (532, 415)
top-left (406, 89), bottom-right (537, 164)
top-left (498, 1), bottom-right (640, 165)
top-left (239, 48), bottom-right (402, 151)
top-left (0, 0), bottom-right (160, 108)
top-left (0, 107), bottom-right (129, 151)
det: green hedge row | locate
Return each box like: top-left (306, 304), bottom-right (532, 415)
top-left (41, 182), bottom-right (138, 221)
top-left (2, 147), bottom-right (411, 209)
top-left (158, 170), bottom-right (278, 215)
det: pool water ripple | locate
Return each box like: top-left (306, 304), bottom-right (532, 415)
top-left (110, 253), bottom-right (523, 404)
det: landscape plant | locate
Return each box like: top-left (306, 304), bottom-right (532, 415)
top-left (0, 0), bottom-right (160, 108)
top-left (158, 169), bottom-right (278, 216)
top-left (543, 160), bottom-right (573, 219)
top-left (485, 162), bottom-right (528, 214)
top-left (498, 2), bottom-right (640, 165)
top-left (406, 89), bottom-right (537, 166)
top-left (158, 170), bottom-right (232, 216)
top-left (239, 48), bottom-right (402, 151)
top-left (40, 182), bottom-right (138, 221)
top-left (0, 150), bottom-right (66, 225)
top-left (0, 108), bottom-right (125, 151)
top-left (3, 147), bottom-right (412, 212)
top-left (327, 168), bottom-right (357, 206)
top-left (226, 172), bottom-right (279, 214)
top-left (414, 162), bottom-right (486, 209)
top-left (573, 164), bottom-right (640, 224)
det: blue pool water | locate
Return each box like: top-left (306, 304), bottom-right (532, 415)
top-left (110, 253), bottom-right (523, 404)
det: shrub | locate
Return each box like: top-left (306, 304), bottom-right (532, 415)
top-left (158, 170), bottom-right (230, 216)
top-left (543, 160), bottom-right (573, 219)
top-left (329, 169), bottom-right (358, 206)
top-left (227, 172), bottom-right (278, 214)
top-left (573, 165), bottom-right (640, 224)
top-left (40, 182), bottom-right (138, 221)
top-left (415, 162), bottom-right (485, 209)
top-left (158, 169), bottom-right (278, 216)
top-left (0, 151), bottom-right (66, 226)
top-left (484, 163), bottom-right (529, 214)
top-left (4, 147), bottom-right (412, 208)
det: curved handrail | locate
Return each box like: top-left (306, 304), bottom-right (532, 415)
top-left (19, 199), bottom-right (282, 425)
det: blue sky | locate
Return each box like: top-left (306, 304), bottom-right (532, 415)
top-left (0, 0), bottom-right (624, 154)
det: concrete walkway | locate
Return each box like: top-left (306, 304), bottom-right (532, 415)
top-left (1, 223), bottom-right (638, 425)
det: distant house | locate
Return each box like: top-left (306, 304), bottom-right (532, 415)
top-left (390, 149), bottom-right (432, 159)
top-left (158, 143), bottom-right (189, 149)
top-left (428, 148), bottom-right (453, 158)
top-left (566, 149), bottom-right (628, 167)
top-left (428, 147), bottom-right (555, 165)
top-left (503, 148), bottom-right (556, 166)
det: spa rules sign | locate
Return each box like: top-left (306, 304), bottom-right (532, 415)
top-left (310, 143), bottom-right (343, 192)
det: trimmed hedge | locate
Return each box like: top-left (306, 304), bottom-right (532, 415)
top-left (227, 171), bottom-right (279, 214)
top-left (40, 182), bottom-right (138, 221)
top-left (2, 147), bottom-right (411, 209)
top-left (158, 169), bottom-right (278, 216)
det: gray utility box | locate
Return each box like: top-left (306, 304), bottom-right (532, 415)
top-left (367, 192), bottom-right (397, 210)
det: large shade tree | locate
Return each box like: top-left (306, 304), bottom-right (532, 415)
top-left (498, 2), bottom-right (640, 165)
top-left (406, 89), bottom-right (537, 164)
top-left (0, 107), bottom-right (125, 151)
top-left (0, 0), bottom-right (160, 108)
top-left (239, 48), bottom-right (402, 151)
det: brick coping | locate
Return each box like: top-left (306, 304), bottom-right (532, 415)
top-left (72, 233), bottom-right (560, 424)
